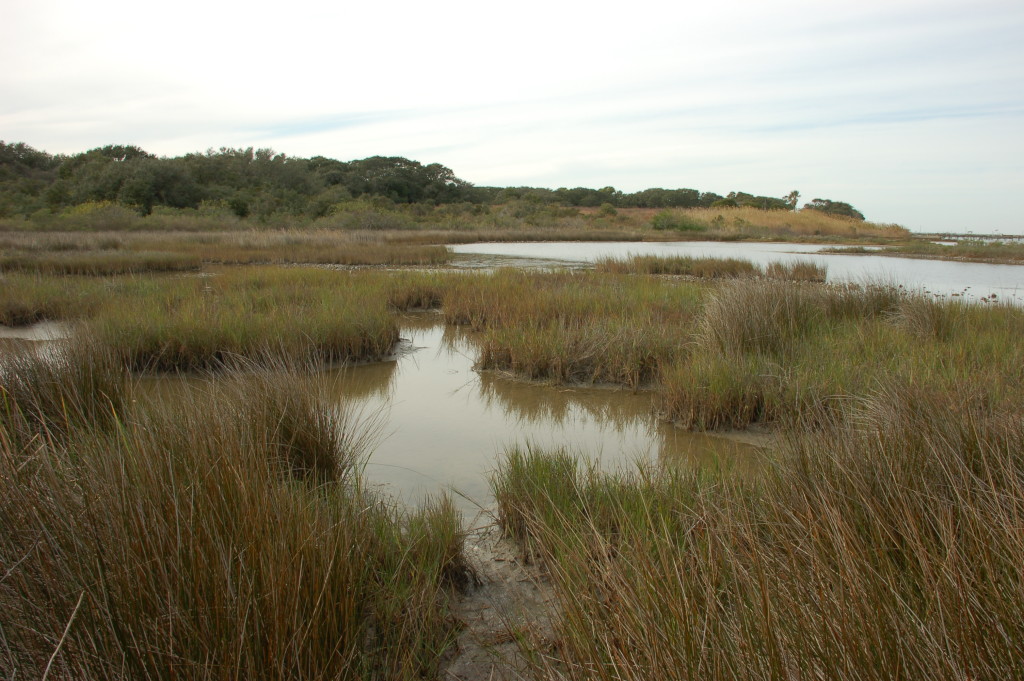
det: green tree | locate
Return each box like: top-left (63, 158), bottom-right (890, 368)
top-left (803, 198), bottom-right (865, 220)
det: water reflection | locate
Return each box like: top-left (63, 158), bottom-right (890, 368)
top-left (331, 319), bottom-right (759, 515)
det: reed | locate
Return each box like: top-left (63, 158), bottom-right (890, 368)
top-left (0, 339), bottom-right (129, 450)
top-left (492, 382), bottom-right (1024, 680)
top-left (444, 270), bottom-right (702, 388)
top-left (659, 278), bottom-right (1024, 428)
top-left (594, 254), bottom-right (759, 278)
top-left (0, 273), bottom-right (108, 325)
top-left (85, 268), bottom-right (399, 371)
top-left (827, 239), bottom-right (1024, 264)
top-left (0, 229), bottom-right (450, 269)
top-left (0, 250), bottom-right (202, 275)
top-left (764, 259), bottom-right (828, 282)
top-left (662, 206), bottom-right (909, 239)
top-left (0, 352), bottom-right (466, 680)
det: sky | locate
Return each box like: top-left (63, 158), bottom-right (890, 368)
top-left (3, 0), bottom-right (1023, 233)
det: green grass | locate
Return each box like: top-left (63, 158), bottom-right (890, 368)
top-left (0, 347), bottom-right (467, 680)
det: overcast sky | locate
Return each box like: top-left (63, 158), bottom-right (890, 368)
top-left (3, 0), bottom-right (1023, 233)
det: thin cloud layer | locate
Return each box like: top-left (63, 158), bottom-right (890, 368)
top-left (2, 0), bottom-right (1022, 232)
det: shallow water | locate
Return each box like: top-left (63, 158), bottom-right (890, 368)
top-left (450, 241), bottom-right (1024, 302)
top-left (332, 317), bottom-right (759, 515)
top-left (0, 321), bottom-right (70, 341)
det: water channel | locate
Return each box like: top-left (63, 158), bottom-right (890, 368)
top-left (333, 315), bottom-right (758, 516)
top-left (450, 241), bottom-right (1024, 302)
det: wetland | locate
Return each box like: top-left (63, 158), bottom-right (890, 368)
top-left (2, 229), bottom-right (1023, 681)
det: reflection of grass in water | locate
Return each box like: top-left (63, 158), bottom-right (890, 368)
top-left (329, 359), bottom-right (400, 401)
top-left (476, 370), bottom-right (655, 430)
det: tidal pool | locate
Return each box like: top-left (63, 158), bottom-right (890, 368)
top-left (332, 315), bottom-right (759, 515)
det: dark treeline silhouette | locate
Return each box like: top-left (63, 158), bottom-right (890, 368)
top-left (0, 141), bottom-right (865, 221)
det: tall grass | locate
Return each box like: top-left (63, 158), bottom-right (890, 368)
top-left (654, 206), bottom-right (909, 239)
top-left (0, 229), bottom-right (450, 270)
top-left (0, 340), bottom-right (129, 449)
top-left (85, 268), bottom-right (400, 371)
top-left (594, 254), bottom-right (759, 278)
top-left (659, 278), bottom-right (1024, 429)
top-left (0, 348), bottom-right (467, 680)
top-left (826, 239), bottom-right (1024, 264)
top-left (492, 382), bottom-right (1024, 680)
top-left (444, 270), bottom-right (703, 388)
top-left (0, 273), bottom-right (109, 325)
top-left (595, 255), bottom-right (827, 281)
top-left (0, 251), bottom-right (202, 275)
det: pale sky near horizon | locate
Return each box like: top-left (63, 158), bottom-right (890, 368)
top-left (3, 0), bottom-right (1023, 233)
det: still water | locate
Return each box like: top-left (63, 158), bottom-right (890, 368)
top-left (450, 241), bottom-right (1024, 302)
top-left (336, 316), bottom-right (758, 515)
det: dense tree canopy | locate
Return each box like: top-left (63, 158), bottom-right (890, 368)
top-left (0, 141), bottom-right (866, 222)
top-left (802, 198), bottom-right (865, 220)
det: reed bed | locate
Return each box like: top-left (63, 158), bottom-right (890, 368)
top-left (0, 229), bottom-right (450, 270)
top-left (85, 268), bottom-right (399, 371)
top-left (0, 347), bottom-right (467, 680)
top-left (595, 255), bottom-right (827, 282)
top-left (492, 382), bottom-right (1024, 680)
top-left (0, 273), bottom-right (109, 325)
top-left (825, 239), bottom-right (1024, 264)
top-left (764, 260), bottom-right (827, 282)
top-left (443, 270), bottom-right (704, 388)
top-left (659, 278), bottom-right (1024, 429)
top-left (594, 255), bottom-right (759, 278)
top-left (0, 250), bottom-right (202, 275)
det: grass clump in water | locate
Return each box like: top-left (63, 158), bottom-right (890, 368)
top-left (595, 254), bottom-right (759, 278)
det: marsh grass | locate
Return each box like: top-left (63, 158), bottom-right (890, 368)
top-left (85, 268), bottom-right (400, 371)
top-left (0, 340), bottom-right (129, 449)
top-left (764, 259), bottom-right (828, 282)
top-left (444, 270), bottom-right (702, 388)
top-left (0, 250), bottom-right (202, 275)
top-left (492, 383), bottom-right (1024, 680)
top-left (595, 255), bottom-right (827, 282)
top-left (0, 229), bottom-right (450, 271)
top-left (0, 273), bottom-right (109, 325)
top-left (826, 239), bottom-right (1024, 264)
top-left (657, 278), bottom-right (1024, 429)
top-left (594, 254), bottom-right (759, 278)
top-left (0, 349), bottom-right (467, 680)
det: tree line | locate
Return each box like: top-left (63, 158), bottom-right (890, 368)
top-left (0, 141), bottom-right (865, 222)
